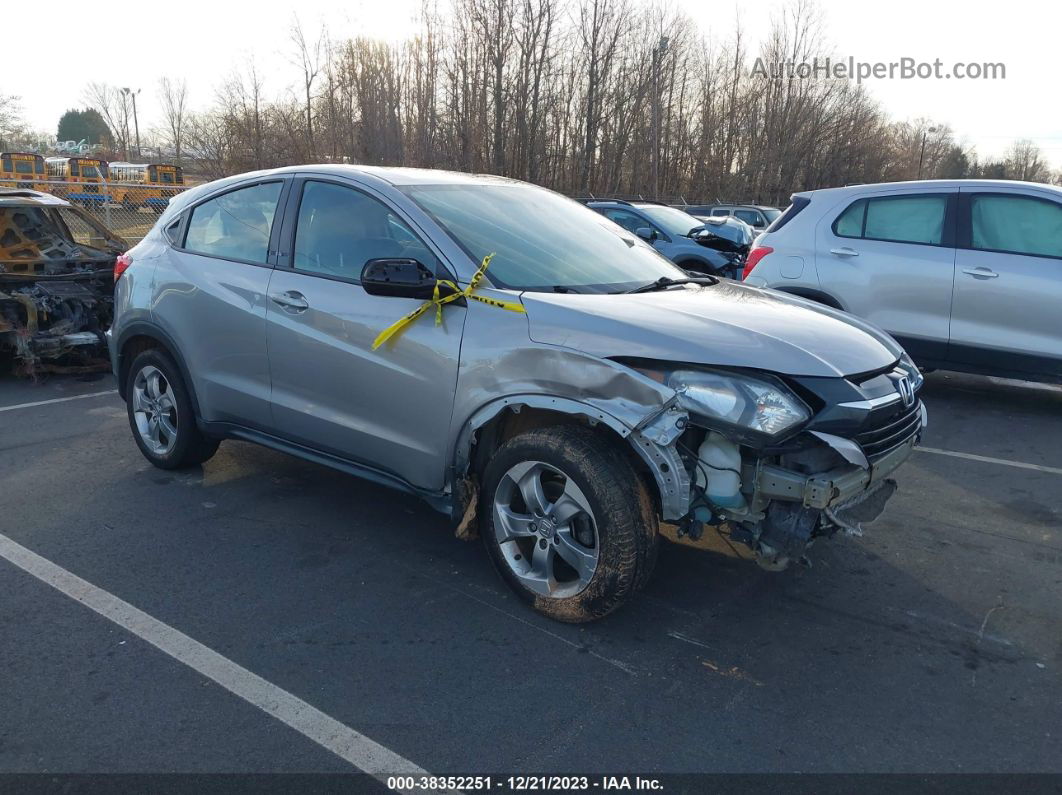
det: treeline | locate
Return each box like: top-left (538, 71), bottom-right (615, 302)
top-left (81, 0), bottom-right (1060, 202)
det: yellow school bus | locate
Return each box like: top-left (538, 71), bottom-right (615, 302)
top-left (109, 162), bottom-right (184, 213)
top-left (45, 156), bottom-right (110, 209)
top-left (0, 152), bottom-right (48, 189)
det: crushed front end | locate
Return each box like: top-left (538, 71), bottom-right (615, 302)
top-left (629, 356), bottom-right (926, 569)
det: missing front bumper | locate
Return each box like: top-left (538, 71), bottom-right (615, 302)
top-left (730, 432), bottom-right (918, 569)
top-left (754, 435), bottom-right (917, 510)
top-left (825, 477), bottom-right (899, 535)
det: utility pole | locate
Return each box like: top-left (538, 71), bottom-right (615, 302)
top-left (122, 87), bottom-right (142, 160)
top-left (651, 36), bottom-right (668, 200)
top-left (918, 125), bottom-right (938, 180)
top-left (132, 89), bottom-right (141, 159)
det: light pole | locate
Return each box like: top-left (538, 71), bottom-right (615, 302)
top-left (651, 36), bottom-right (669, 200)
top-left (122, 87), bottom-right (142, 160)
top-left (918, 125), bottom-right (938, 180)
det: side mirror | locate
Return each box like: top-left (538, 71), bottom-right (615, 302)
top-left (361, 258), bottom-right (438, 299)
top-left (635, 227), bottom-right (657, 242)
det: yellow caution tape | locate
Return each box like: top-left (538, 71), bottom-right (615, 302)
top-left (372, 253), bottom-right (525, 350)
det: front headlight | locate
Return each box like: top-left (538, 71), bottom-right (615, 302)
top-left (665, 369), bottom-right (810, 437)
top-left (897, 352), bottom-right (924, 391)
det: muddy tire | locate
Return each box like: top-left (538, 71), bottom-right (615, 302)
top-left (480, 425), bottom-right (659, 623)
top-left (125, 349), bottom-right (219, 470)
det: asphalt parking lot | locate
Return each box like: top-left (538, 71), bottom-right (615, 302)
top-left (1, 369), bottom-right (1060, 776)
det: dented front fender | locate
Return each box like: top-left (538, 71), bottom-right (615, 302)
top-left (448, 299), bottom-right (690, 519)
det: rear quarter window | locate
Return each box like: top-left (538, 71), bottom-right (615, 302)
top-left (765, 196), bottom-right (811, 233)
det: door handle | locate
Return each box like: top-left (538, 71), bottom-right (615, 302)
top-left (829, 247), bottom-right (859, 257)
top-left (269, 290), bottom-right (309, 311)
top-left (961, 267), bottom-right (999, 279)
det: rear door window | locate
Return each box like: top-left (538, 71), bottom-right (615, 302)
top-left (834, 195), bottom-right (949, 245)
top-left (734, 209), bottom-right (763, 226)
top-left (601, 208), bottom-right (648, 234)
top-left (970, 194), bottom-right (1062, 258)
top-left (184, 181), bottom-right (283, 264)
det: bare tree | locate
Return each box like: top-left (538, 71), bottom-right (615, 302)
top-left (0, 93), bottom-right (25, 148)
top-left (158, 77), bottom-right (189, 165)
top-left (576, 0), bottom-right (630, 192)
top-left (175, 0), bottom-right (1060, 203)
top-left (1005, 139), bottom-right (1051, 183)
top-left (185, 112), bottom-right (231, 180)
top-left (291, 18), bottom-right (324, 159)
top-left (83, 82), bottom-right (134, 158)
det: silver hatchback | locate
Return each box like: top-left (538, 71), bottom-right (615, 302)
top-left (744, 179), bottom-right (1062, 384)
top-left (110, 166), bottom-right (926, 622)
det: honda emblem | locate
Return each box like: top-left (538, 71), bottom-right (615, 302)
top-left (896, 375), bottom-right (915, 408)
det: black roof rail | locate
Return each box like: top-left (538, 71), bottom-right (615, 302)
top-left (572, 196), bottom-right (636, 207)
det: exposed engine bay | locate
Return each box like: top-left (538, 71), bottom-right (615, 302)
top-left (686, 217), bottom-right (754, 279)
top-left (0, 192), bottom-right (125, 376)
top-left (621, 358), bottom-right (927, 571)
top-left (672, 420), bottom-right (917, 570)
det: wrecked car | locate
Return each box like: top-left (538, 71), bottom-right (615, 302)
top-left (0, 189), bottom-right (126, 375)
top-left (585, 199), bottom-right (748, 278)
top-left (109, 166), bottom-right (926, 623)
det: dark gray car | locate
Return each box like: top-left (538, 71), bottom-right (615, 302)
top-left (586, 200), bottom-right (742, 277)
top-left (109, 165), bottom-right (926, 622)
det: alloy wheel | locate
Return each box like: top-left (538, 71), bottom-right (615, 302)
top-left (131, 365), bottom-right (179, 456)
top-left (492, 460), bottom-right (600, 598)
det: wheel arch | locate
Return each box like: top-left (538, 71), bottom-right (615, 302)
top-left (116, 322), bottom-right (201, 418)
top-left (451, 396), bottom-right (665, 521)
top-left (770, 285), bottom-right (845, 310)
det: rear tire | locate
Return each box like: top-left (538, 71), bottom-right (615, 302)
top-left (480, 425), bottom-right (658, 623)
top-left (125, 349), bottom-right (219, 470)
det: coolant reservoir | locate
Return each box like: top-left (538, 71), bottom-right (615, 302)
top-left (695, 432), bottom-right (746, 510)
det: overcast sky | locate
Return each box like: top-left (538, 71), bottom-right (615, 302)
top-left (8, 0), bottom-right (1061, 166)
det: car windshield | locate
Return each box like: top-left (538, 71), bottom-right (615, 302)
top-left (401, 183), bottom-right (686, 293)
top-left (0, 204), bottom-right (125, 263)
top-left (763, 208), bottom-right (781, 222)
top-left (634, 205), bottom-right (704, 238)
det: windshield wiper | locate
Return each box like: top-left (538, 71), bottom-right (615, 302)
top-left (624, 275), bottom-right (718, 294)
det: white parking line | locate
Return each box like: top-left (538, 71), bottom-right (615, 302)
top-left (0, 532), bottom-right (430, 782)
top-left (916, 446), bottom-right (1062, 476)
top-left (667, 631), bottom-right (714, 651)
top-left (0, 390), bottom-right (116, 413)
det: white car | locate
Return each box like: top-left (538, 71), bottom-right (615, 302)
top-left (742, 179), bottom-right (1062, 384)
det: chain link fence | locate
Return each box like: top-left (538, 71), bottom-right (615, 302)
top-left (0, 179), bottom-right (190, 246)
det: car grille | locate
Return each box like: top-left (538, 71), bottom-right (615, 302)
top-left (855, 399), bottom-right (922, 462)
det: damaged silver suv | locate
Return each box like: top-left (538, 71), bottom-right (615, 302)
top-left (110, 166), bottom-right (926, 622)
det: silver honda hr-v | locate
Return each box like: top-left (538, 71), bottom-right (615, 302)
top-left (109, 165), bottom-right (926, 622)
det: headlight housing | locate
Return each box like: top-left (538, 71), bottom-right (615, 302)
top-left (897, 352), bottom-right (924, 391)
top-left (661, 369), bottom-right (810, 440)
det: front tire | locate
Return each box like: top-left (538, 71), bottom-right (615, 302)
top-left (126, 349), bottom-right (219, 469)
top-left (480, 425), bottom-right (658, 622)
